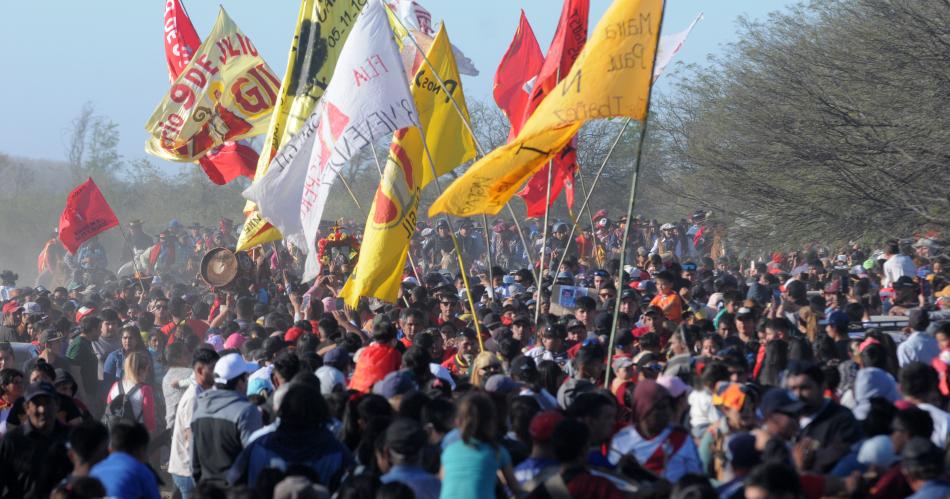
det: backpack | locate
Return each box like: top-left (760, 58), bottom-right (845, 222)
top-left (102, 381), bottom-right (143, 430)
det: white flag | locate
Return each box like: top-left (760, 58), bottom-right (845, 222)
top-left (654, 13), bottom-right (703, 79)
top-left (244, 0), bottom-right (418, 281)
top-left (388, 0), bottom-right (479, 76)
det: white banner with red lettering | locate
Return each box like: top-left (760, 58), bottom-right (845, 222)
top-left (243, 0), bottom-right (418, 281)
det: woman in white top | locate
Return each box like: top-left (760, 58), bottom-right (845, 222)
top-left (106, 351), bottom-right (157, 433)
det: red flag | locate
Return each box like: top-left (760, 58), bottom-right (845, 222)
top-left (198, 143), bottom-right (258, 185)
top-left (59, 179), bottom-right (119, 254)
top-left (493, 11), bottom-right (544, 140)
top-left (163, 0), bottom-right (258, 184)
top-left (518, 143), bottom-right (578, 217)
top-left (163, 0), bottom-right (202, 78)
top-left (517, 0), bottom-right (589, 216)
top-left (519, 0), bottom-right (589, 125)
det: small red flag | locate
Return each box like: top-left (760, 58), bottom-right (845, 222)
top-left (163, 0), bottom-right (259, 184)
top-left (517, 0), bottom-right (589, 216)
top-left (493, 11), bottom-right (544, 140)
top-left (59, 178), bottom-right (119, 254)
top-left (198, 142), bottom-right (258, 185)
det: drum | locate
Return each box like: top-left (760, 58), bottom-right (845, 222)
top-left (200, 247), bottom-right (253, 290)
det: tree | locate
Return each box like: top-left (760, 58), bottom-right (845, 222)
top-left (64, 102), bottom-right (123, 182)
top-left (651, 0), bottom-right (950, 249)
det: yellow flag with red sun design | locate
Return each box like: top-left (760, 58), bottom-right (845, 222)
top-left (341, 24), bottom-right (475, 306)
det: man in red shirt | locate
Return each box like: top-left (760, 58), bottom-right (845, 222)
top-left (350, 320), bottom-right (403, 393)
top-left (397, 309), bottom-right (426, 348)
top-left (441, 328), bottom-right (477, 378)
top-left (159, 296), bottom-right (208, 343)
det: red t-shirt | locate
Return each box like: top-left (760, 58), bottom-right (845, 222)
top-left (161, 318), bottom-right (210, 344)
top-left (349, 343), bottom-right (402, 392)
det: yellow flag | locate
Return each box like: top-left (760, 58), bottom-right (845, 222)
top-left (144, 8), bottom-right (279, 162)
top-left (341, 26), bottom-right (476, 306)
top-left (429, 0), bottom-right (663, 218)
top-left (237, 0), bottom-right (369, 251)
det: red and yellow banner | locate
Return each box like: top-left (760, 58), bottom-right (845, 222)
top-left (146, 8), bottom-right (279, 162)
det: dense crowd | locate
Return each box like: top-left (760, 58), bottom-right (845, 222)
top-left (1, 210), bottom-right (949, 499)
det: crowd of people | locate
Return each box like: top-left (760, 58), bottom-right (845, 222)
top-left (1, 209), bottom-right (948, 499)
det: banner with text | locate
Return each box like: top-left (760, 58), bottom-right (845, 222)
top-left (243, 0), bottom-right (418, 281)
top-left (145, 8), bottom-right (280, 162)
top-left (429, 0), bottom-right (664, 218)
top-left (237, 0), bottom-right (370, 251)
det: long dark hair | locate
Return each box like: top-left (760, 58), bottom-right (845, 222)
top-left (341, 393), bottom-right (393, 450)
top-left (760, 340), bottom-right (788, 387)
top-left (458, 392), bottom-right (497, 448)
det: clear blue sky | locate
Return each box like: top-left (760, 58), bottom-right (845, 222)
top-left (0, 0), bottom-right (793, 168)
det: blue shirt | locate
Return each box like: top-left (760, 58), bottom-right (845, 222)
top-left (440, 439), bottom-right (511, 499)
top-left (103, 349), bottom-right (125, 380)
top-left (381, 464), bottom-right (441, 499)
top-left (897, 331), bottom-right (940, 367)
top-left (908, 480), bottom-right (950, 499)
top-left (90, 451), bottom-right (160, 499)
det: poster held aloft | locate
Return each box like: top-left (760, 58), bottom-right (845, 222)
top-left (549, 284), bottom-right (598, 316)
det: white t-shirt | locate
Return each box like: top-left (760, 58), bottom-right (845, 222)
top-left (918, 403), bottom-right (950, 448)
top-left (168, 383), bottom-right (203, 477)
top-left (883, 254), bottom-right (916, 287)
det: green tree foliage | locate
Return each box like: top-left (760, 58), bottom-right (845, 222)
top-left (651, 0), bottom-right (950, 250)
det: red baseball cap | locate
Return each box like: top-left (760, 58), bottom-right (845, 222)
top-left (2, 301), bottom-right (22, 315)
top-left (284, 327), bottom-right (305, 343)
top-left (529, 410), bottom-right (565, 442)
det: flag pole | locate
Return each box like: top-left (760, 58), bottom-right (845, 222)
top-left (415, 128), bottom-right (486, 352)
top-left (553, 118), bottom-right (632, 275)
top-left (534, 63), bottom-right (561, 325)
top-left (387, 10), bottom-right (539, 288)
top-left (116, 224), bottom-right (148, 296)
top-left (574, 165), bottom-right (598, 234)
top-left (604, 4), bottom-right (666, 390)
top-left (535, 162), bottom-right (553, 325)
top-left (481, 213), bottom-right (496, 303)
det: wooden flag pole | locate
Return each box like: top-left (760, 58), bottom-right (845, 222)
top-left (574, 165), bottom-right (598, 234)
top-left (604, 4), bottom-right (666, 390)
top-left (416, 131), bottom-right (486, 352)
top-left (535, 161), bottom-right (554, 325)
top-left (553, 118), bottom-right (632, 276)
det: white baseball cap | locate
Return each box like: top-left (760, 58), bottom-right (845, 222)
top-left (213, 353), bottom-right (259, 385)
top-left (315, 366), bottom-right (346, 395)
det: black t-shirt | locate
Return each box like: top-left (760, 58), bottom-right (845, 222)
top-left (0, 421), bottom-right (71, 499)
